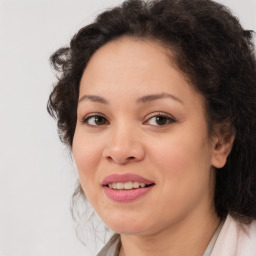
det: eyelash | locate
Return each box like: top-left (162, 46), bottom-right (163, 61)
top-left (81, 112), bottom-right (109, 126)
top-left (145, 112), bottom-right (176, 126)
top-left (81, 112), bottom-right (176, 127)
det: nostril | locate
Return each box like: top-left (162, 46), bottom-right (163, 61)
top-left (106, 156), bottom-right (113, 161)
top-left (104, 151), bottom-right (142, 164)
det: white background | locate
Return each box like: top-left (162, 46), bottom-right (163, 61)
top-left (0, 0), bottom-right (255, 255)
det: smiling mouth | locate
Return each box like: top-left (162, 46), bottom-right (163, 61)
top-left (103, 182), bottom-right (155, 202)
top-left (102, 173), bottom-right (155, 202)
top-left (105, 181), bottom-right (155, 190)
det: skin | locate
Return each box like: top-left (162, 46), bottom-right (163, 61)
top-left (72, 37), bottom-right (234, 256)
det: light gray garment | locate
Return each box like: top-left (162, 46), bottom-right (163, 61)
top-left (211, 214), bottom-right (256, 256)
top-left (97, 234), bottom-right (121, 256)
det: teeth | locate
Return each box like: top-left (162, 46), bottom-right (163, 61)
top-left (133, 181), bottom-right (139, 188)
top-left (108, 181), bottom-right (147, 190)
top-left (124, 181), bottom-right (133, 189)
top-left (117, 182), bottom-right (124, 189)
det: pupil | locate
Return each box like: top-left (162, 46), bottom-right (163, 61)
top-left (95, 116), bottom-right (105, 125)
top-left (156, 116), bottom-right (167, 125)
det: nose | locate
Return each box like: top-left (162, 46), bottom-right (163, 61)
top-left (103, 124), bottom-right (145, 165)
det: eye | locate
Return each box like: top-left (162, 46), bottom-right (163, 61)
top-left (81, 114), bottom-right (109, 126)
top-left (146, 113), bottom-right (176, 126)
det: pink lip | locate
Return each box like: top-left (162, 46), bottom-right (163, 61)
top-left (101, 173), bottom-right (155, 202)
top-left (103, 186), bottom-right (154, 202)
top-left (101, 173), bottom-right (155, 186)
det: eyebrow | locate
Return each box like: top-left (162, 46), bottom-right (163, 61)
top-left (78, 95), bottom-right (109, 104)
top-left (136, 92), bottom-right (183, 104)
top-left (78, 92), bottom-right (183, 105)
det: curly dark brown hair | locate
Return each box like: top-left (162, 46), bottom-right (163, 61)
top-left (47, 0), bottom-right (256, 222)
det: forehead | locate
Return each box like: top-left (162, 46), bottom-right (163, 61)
top-left (81, 37), bottom-right (183, 91)
top-left (82, 37), bottom-right (173, 82)
top-left (79, 36), bottom-right (205, 111)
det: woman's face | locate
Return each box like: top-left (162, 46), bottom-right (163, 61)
top-left (72, 37), bottom-right (218, 235)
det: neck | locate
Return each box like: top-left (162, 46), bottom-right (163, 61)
top-left (119, 208), bottom-right (220, 256)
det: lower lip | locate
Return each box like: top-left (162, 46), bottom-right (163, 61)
top-left (103, 186), bottom-right (154, 202)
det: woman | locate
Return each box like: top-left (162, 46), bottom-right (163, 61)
top-left (47, 0), bottom-right (256, 255)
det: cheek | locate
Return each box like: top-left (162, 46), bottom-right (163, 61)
top-left (72, 130), bottom-right (103, 192)
top-left (150, 134), bottom-right (212, 197)
top-left (153, 121), bottom-right (211, 175)
top-left (150, 138), bottom-right (195, 175)
top-left (147, 138), bottom-right (213, 224)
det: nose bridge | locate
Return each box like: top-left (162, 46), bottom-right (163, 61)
top-left (103, 118), bottom-right (144, 164)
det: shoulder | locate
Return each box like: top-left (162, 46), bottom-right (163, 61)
top-left (211, 214), bottom-right (256, 256)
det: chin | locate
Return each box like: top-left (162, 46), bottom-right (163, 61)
top-left (103, 216), bottom-right (149, 235)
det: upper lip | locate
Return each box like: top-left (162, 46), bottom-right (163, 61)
top-left (102, 173), bottom-right (155, 186)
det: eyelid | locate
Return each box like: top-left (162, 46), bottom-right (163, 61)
top-left (80, 111), bottom-right (176, 126)
top-left (144, 112), bottom-right (177, 125)
top-left (81, 112), bottom-right (109, 126)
